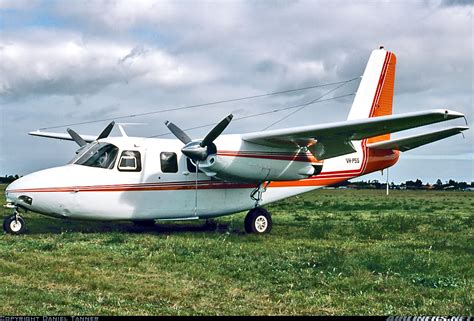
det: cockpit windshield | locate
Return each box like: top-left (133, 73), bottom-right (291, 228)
top-left (73, 142), bottom-right (119, 169)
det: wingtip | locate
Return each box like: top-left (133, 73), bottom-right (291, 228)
top-left (441, 109), bottom-right (465, 118)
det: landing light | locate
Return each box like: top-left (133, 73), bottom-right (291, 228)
top-left (18, 195), bottom-right (33, 205)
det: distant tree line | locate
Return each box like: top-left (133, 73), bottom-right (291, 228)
top-left (334, 179), bottom-right (474, 191)
top-left (0, 175), bottom-right (20, 184)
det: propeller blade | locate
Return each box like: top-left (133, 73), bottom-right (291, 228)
top-left (200, 114), bottom-right (233, 147)
top-left (165, 121), bottom-right (192, 144)
top-left (67, 128), bottom-right (87, 147)
top-left (96, 121), bottom-right (115, 140)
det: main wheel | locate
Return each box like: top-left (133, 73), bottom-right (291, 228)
top-left (244, 208), bottom-right (272, 234)
top-left (3, 215), bottom-right (26, 235)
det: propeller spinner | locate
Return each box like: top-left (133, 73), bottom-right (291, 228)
top-left (165, 114), bottom-right (233, 161)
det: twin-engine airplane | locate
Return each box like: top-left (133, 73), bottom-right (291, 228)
top-left (3, 48), bottom-right (469, 234)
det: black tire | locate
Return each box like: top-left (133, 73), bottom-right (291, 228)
top-left (244, 208), bottom-right (272, 234)
top-left (3, 215), bottom-right (26, 235)
top-left (244, 212), bottom-right (253, 233)
top-left (132, 220), bottom-right (156, 227)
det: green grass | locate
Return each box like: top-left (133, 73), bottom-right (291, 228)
top-left (0, 186), bottom-right (472, 315)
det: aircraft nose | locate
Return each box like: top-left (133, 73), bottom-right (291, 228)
top-left (4, 165), bottom-right (82, 214)
top-left (5, 178), bottom-right (20, 201)
top-left (5, 176), bottom-right (33, 205)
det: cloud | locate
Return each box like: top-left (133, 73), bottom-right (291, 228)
top-left (441, 0), bottom-right (474, 6)
top-left (54, 0), bottom-right (177, 31)
top-left (0, 0), bottom-right (39, 10)
top-left (0, 31), bottom-right (218, 102)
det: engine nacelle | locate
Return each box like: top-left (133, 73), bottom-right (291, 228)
top-left (197, 153), bottom-right (323, 183)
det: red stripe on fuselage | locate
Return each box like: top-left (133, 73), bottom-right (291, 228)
top-left (8, 168), bottom-right (363, 194)
top-left (217, 151), bottom-right (316, 162)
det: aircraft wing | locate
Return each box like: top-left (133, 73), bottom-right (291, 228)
top-left (367, 126), bottom-right (468, 152)
top-left (28, 131), bottom-right (97, 143)
top-left (241, 109), bottom-right (466, 160)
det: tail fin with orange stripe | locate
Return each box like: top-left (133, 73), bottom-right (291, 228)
top-left (347, 47), bottom-right (396, 143)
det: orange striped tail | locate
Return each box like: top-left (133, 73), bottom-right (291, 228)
top-left (348, 48), bottom-right (397, 143)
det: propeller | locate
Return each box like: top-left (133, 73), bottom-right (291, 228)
top-left (164, 121), bottom-right (192, 144)
top-left (165, 114), bottom-right (233, 162)
top-left (96, 121), bottom-right (116, 140)
top-left (165, 114), bottom-right (233, 216)
top-left (67, 128), bottom-right (87, 147)
top-left (67, 121), bottom-right (116, 152)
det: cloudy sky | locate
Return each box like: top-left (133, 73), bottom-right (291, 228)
top-left (0, 0), bottom-right (472, 183)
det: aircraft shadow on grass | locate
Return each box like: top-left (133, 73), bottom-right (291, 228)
top-left (25, 217), bottom-right (236, 235)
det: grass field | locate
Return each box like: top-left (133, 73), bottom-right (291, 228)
top-left (0, 185), bottom-right (472, 315)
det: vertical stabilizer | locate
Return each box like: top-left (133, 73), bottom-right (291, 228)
top-left (348, 48), bottom-right (397, 142)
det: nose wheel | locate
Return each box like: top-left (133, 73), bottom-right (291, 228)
top-left (244, 207), bottom-right (272, 234)
top-left (3, 206), bottom-right (26, 235)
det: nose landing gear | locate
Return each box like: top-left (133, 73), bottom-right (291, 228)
top-left (3, 204), bottom-right (26, 235)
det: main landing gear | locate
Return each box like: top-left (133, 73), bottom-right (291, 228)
top-left (244, 207), bottom-right (272, 234)
top-left (245, 182), bottom-right (272, 234)
top-left (3, 204), bottom-right (26, 235)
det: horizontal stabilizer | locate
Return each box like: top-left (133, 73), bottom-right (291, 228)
top-left (367, 126), bottom-right (468, 152)
top-left (28, 131), bottom-right (96, 143)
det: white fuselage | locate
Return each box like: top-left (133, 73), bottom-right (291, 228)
top-left (5, 135), bottom-right (373, 221)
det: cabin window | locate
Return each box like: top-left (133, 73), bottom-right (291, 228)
top-left (74, 143), bottom-right (119, 169)
top-left (118, 151), bottom-right (142, 172)
top-left (161, 152), bottom-right (178, 173)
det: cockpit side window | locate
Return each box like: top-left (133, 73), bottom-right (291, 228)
top-left (118, 151), bottom-right (142, 172)
top-left (74, 143), bottom-right (118, 169)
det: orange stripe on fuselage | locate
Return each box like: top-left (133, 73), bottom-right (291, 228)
top-left (217, 151), bottom-right (321, 163)
top-left (8, 147), bottom-right (398, 195)
top-left (363, 148), bottom-right (399, 175)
